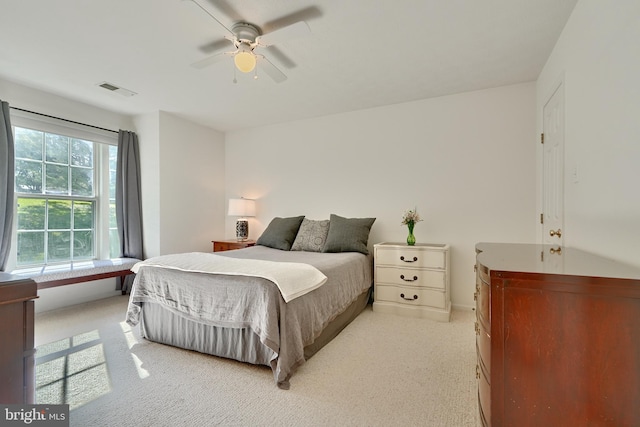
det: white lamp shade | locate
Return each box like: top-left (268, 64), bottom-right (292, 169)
top-left (228, 198), bottom-right (256, 217)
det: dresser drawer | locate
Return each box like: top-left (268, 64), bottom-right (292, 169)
top-left (376, 247), bottom-right (445, 269)
top-left (376, 266), bottom-right (445, 289)
top-left (375, 284), bottom-right (446, 309)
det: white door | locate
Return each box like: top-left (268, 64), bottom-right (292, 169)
top-left (542, 83), bottom-right (565, 246)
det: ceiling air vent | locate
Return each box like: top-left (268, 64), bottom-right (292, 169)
top-left (97, 82), bottom-right (137, 97)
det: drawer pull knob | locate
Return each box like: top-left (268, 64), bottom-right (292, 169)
top-left (400, 274), bottom-right (418, 282)
top-left (400, 256), bottom-right (418, 263)
top-left (400, 293), bottom-right (418, 301)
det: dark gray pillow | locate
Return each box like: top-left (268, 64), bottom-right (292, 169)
top-left (256, 216), bottom-right (305, 251)
top-left (291, 219), bottom-right (330, 252)
top-left (322, 214), bottom-right (376, 255)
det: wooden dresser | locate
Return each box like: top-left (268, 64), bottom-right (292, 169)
top-left (475, 243), bottom-right (640, 427)
top-left (373, 242), bottom-right (450, 322)
top-left (0, 273), bottom-right (37, 404)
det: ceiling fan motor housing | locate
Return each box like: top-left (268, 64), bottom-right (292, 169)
top-left (232, 22), bottom-right (261, 44)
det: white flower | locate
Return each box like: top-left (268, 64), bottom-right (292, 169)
top-left (401, 209), bottom-right (423, 226)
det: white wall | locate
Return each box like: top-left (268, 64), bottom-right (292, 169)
top-left (226, 83), bottom-right (537, 308)
top-left (134, 111), bottom-right (226, 258)
top-left (158, 112), bottom-right (225, 254)
top-left (536, 0), bottom-right (640, 267)
top-left (0, 78), bottom-right (135, 132)
top-left (134, 112), bottom-right (162, 258)
top-left (35, 278), bottom-right (120, 313)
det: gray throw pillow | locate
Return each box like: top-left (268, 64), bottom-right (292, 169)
top-left (256, 216), bottom-right (305, 251)
top-left (322, 214), bottom-right (376, 255)
top-left (291, 219), bottom-right (330, 252)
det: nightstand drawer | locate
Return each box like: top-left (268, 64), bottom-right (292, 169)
top-left (375, 284), bottom-right (446, 309)
top-left (375, 247), bottom-right (445, 269)
top-left (376, 266), bottom-right (445, 289)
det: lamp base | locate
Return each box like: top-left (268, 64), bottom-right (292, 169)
top-left (236, 219), bottom-right (249, 241)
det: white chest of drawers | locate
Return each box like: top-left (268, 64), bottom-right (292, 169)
top-left (372, 242), bottom-right (451, 322)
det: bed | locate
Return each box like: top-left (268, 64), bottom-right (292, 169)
top-left (125, 214), bottom-right (375, 389)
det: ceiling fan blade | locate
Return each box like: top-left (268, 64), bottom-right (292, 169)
top-left (257, 56), bottom-right (287, 83)
top-left (263, 46), bottom-right (296, 69)
top-left (199, 38), bottom-right (233, 54)
top-left (186, 0), bottom-right (235, 38)
top-left (206, 0), bottom-right (243, 23)
top-left (191, 51), bottom-right (234, 69)
top-left (256, 21), bottom-right (310, 47)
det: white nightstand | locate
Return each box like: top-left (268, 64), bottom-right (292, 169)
top-left (372, 242), bottom-right (451, 322)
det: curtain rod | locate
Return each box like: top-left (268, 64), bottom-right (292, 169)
top-left (9, 106), bottom-right (119, 134)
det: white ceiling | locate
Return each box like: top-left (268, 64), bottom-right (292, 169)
top-left (0, 0), bottom-right (577, 132)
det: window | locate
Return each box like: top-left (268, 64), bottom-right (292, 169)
top-left (13, 124), bottom-right (119, 267)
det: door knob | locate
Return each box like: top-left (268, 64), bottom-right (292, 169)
top-left (549, 229), bottom-right (562, 238)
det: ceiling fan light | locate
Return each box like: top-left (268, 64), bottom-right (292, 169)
top-left (234, 51), bottom-right (256, 73)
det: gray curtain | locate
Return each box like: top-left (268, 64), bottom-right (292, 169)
top-left (0, 100), bottom-right (14, 271)
top-left (116, 130), bottom-right (143, 293)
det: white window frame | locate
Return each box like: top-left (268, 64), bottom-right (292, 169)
top-left (7, 110), bottom-right (118, 271)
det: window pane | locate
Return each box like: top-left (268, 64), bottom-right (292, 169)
top-left (74, 201), bottom-right (94, 229)
top-left (73, 230), bottom-right (93, 259)
top-left (15, 160), bottom-right (43, 193)
top-left (109, 202), bottom-right (117, 228)
top-left (45, 133), bottom-right (69, 164)
top-left (48, 231), bottom-right (71, 262)
top-left (17, 232), bottom-right (45, 265)
top-left (109, 145), bottom-right (117, 199)
top-left (109, 229), bottom-right (120, 259)
top-left (48, 200), bottom-right (71, 230)
top-left (109, 145), bottom-right (117, 170)
top-left (71, 139), bottom-right (93, 167)
top-left (14, 128), bottom-right (43, 160)
top-left (45, 164), bottom-right (69, 194)
top-left (109, 170), bottom-right (116, 199)
top-left (71, 167), bottom-right (93, 196)
top-left (17, 198), bottom-right (45, 230)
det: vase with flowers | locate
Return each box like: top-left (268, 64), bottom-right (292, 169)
top-left (401, 208), bottom-right (423, 246)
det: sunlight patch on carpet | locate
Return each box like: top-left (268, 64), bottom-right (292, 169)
top-left (119, 321), bottom-right (150, 379)
top-left (119, 321), bottom-right (139, 349)
top-left (36, 331), bottom-right (111, 410)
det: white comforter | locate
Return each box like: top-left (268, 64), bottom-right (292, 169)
top-left (131, 252), bottom-right (327, 302)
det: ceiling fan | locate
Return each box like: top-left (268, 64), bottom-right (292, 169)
top-left (187, 0), bottom-right (313, 83)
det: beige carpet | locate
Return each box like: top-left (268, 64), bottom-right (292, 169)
top-left (35, 295), bottom-right (479, 426)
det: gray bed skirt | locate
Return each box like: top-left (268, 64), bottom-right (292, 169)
top-left (139, 287), bottom-right (371, 370)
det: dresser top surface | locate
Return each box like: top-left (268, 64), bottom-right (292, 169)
top-left (476, 242), bottom-right (640, 281)
top-left (0, 272), bottom-right (36, 285)
top-left (375, 242), bottom-right (449, 249)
